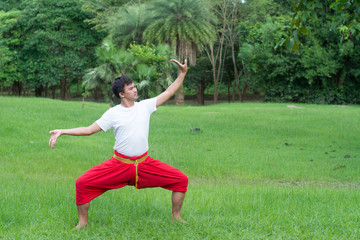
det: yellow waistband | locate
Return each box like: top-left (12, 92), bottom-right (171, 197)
top-left (112, 154), bottom-right (148, 164)
top-left (112, 154), bottom-right (148, 190)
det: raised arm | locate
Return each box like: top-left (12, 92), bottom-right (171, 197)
top-left (156, 59), bottom-right (188, 107)
top-left (49, 122), bottom-right (102, 149)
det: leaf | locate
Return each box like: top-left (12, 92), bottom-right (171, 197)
top-left (274, 38), bottom-right (286, 50)
top-left (329, 2), bottom-right (336, 9)
top-left (293, 42), bottom-right (300, 51)
top-left (287, 37), bottom-right (295, 50)
top-left (293, 29), bottom-right (299, 43)
top-left (139, 80), bottom-right (151, 89)
top-left (299, 27), bottom-right (309, 34)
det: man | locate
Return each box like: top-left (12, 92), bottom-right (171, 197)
top-left (49, 59), bottom-right (188, 229)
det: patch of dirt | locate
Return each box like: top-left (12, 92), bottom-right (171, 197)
top-left (287, 105), bottom-right (304, 109)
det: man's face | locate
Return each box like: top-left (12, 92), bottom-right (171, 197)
top-left (120, 82), bottom-right (138, 101)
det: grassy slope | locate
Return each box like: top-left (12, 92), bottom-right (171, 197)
top-left (0, 97), bottom-right (359, 239)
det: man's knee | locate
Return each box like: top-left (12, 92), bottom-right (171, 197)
top-left (177, 172), bottom-right (188, 192)
top-left (181, 173), bottom-right (189, 187)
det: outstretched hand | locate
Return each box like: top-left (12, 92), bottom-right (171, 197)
top-left (49, 129), bottom-right (62, 149)
top-left (171, 59), bottom-right (188, 74)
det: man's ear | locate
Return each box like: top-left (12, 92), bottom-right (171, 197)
top-left (119, 92), bottom-right (124, 98)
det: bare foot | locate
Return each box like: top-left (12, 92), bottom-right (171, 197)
top-left (74, 223), bottom-right (88, 230)
top-left (172, 215), bottom-right (187, 224)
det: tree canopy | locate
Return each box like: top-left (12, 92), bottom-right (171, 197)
top-left (1, 0), bottom-right (359, 104)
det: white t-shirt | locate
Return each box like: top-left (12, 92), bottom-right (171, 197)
top-left (96, 97), bottom-right (157, 156)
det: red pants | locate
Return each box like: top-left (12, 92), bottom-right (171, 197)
top-left (76, 152), bottom-right (188, 205)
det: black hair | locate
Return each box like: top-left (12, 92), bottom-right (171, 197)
top-left (112, 76), bottom-right (133, 99)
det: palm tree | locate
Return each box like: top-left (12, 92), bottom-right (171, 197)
top-left (143, 0), bottom-right (217, 105)
top-left (83, 39), bottom-right (173, 102)
top-left (108, 3), bottom-right (150, 48)
top-left (83, 38), bottom-right (134, 102)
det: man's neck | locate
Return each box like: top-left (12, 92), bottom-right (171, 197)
top-left (121, 100), bottom-right (135, 108)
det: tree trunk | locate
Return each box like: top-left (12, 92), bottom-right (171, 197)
top-left (94, 87), bottom-right (99, 101)
top-left (23, 87), bottom-right (27, 96)
top-left (175, 69), bottom-right (185, 105)
top-left (77, 79), bottom-right (80, 95)
top-left (240, 81), bottom-right (249, 102)
top-left (230, 40), bottom-right (239, 102)
top-left (60, 78), bottom-right (67, 100)
top-left (35, 86), bottom-right (43, 97)
top-left (175, 84), bottom-right (185, 105)
top-left (239, 62), bottom-right (248, 101)
top-left (232, 81), bottom-right (236, 101)
top-left (335, 68), bottom-right (345, 88)
top-left (213, 77), bottom-right (218, 104)
top-left (12, 81), bottom-right (23, 96)
top-left (196, 78), bottom-right (205, 105)
top-left (206, 44), bottom-right (221, 105)
top-left (227, 81), bottom-right (231, 103)
top-left (228, 1), bottom-right (239, 103)
top-left (204, 1), bottom-right (227, 105)
top-left (44, 83), bottom-right (49, 98)
top-left (51, 86), bottom-right (56, 99)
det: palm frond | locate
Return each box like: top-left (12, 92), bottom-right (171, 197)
top-left (109, 4), bottom-right (150, 48)
top-left (138, 80), bottom-right (151, 90)
top-left (143, 0), bottom-right (217, 65)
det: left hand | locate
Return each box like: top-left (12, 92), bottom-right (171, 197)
top-left (171, 59), bottom-right (188, 74)
top-left (49, 129), bottom-right (62, 149)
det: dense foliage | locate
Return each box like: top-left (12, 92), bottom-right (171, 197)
top-left (0, 0), bottom-right (359, 104)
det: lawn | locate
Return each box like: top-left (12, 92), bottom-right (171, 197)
top-left (0, 97), bottom-right (359, 239)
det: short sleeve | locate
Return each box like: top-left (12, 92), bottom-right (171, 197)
top-left (139, 97), bottom-right (157, 114)
top-left (96, 108), bottom-right (115, 132)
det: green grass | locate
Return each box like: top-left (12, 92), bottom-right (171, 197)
top-left (1, 97), bottom-right (359, 239)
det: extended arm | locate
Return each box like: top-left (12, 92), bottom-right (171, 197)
top-left (156, 59), bottom-right (188, 107)
top-left (49, 122), bottom-right (102, 149)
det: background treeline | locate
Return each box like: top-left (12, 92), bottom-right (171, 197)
top-left (0, 0), bottom-right (359, 104)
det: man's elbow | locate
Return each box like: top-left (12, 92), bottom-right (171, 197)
top-left (87, 123), bottom-right (102, 135)
top-left (86, 130), bottom-right (95, 136)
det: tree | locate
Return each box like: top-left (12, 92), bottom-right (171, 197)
top-left (236, 0), bottom-right (360, 104)
top-left (276, 0), bottom-right (360, 51)
top-left (237, 0), bottom-right (288, 98)
top-left (237, 0), bottom-right (301, 101)
top-left (108, 3), bottom-right (150, 48)
top-left (83, 40), bottom-right (175, 102)
top-left (224, 0), bottom-right (241, 101)
top-left (204, 0), bottom-right (244, 104)
top-left (83, 37), bottom-right (134, 102)
top-left (80, 0), bottom-right (129, 33)
top-left (143, 0), bottom-right (217, 105)
top-left (0, 0), bottom-right (19, 11)
top-left (18, 0), bottom-right (102, 99)
top-left (183, 55), bottom-right (212, 105)
top-left (0, 10), bottom-right (22, 95)
top-left (127, 43), bottom-right (174, 99)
